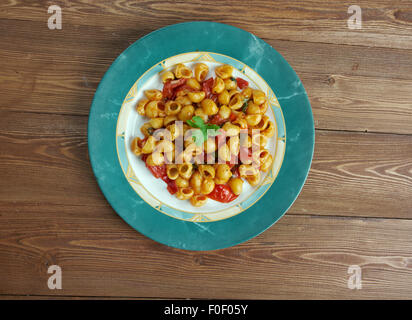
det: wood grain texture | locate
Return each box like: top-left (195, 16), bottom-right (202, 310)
top-left (1, 0), bottom-right (412, 300)
top-left (1, 0), bottom-right (412, 49)
top-left (0, 111), bottom-right (410, 219)
top-left (1, 20), bottom-right (412, 133)
top-left (291, 130), bottom-right (412, 218)
top-left (1, 213), bottom-right (412, 299)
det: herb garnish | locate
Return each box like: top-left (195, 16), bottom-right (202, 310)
top-left (241, 98), bottom-right (249, 113)
top-left (186, 116), bottom-right (222, 146)
top-left (147, 127), bottom-right (155, 135)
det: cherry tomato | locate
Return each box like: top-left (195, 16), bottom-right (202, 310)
top-left (236, 77), bottom-right (249, 89)
top-left (208, 184), bottom-right (238, 203)
top-left (202, 77), bottom-right (214, 98)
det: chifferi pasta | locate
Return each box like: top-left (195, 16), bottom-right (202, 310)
top-left (131, 62), bottom-right (275, 207)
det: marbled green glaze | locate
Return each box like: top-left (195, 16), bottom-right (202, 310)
top-left (88, 22), bottom-right (314, 251)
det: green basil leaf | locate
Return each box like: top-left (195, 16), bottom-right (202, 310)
top-left (206, 124), bottom-right (220, 130)
top-left (191, 129), bottom-right (204, 147)
top-left (190, 116), bottom-right (205, 128)
top-left (186, 119), bottom-right (195, 127)
top-left (207, 129), bottom-right (222, 137)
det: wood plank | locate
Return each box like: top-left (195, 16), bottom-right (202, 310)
top-left (0, 295), bottom-right (162, 300)
top-left (0, 111), bottom-right (103, 206)
top-left (0, 51), bottom-right (102, 116)
top-left (0, 0), bottom-right (412, 49)
top-left (290, 130), bottom-right (412, 218)
top-left (1, 0), bottom-right (411, 301)
top-left (3, 18), bottom-right (412, 81)
top-left (1, 22), bottom-right (412, 133)
top-left (1, 213), bottom-right (412, 299)
top-left (0, 111), bottom-right (411, 219)
top-left (302, 72), bottom-right (412, 134)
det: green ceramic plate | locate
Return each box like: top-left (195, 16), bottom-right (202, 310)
top-left (88, 22), bottom-right (314, 251)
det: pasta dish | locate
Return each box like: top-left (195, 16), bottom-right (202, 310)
top-left (131, 63), bottom-right (275, 207)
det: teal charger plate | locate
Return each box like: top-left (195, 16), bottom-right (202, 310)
top-left (88, 22), bottom-right (314, 251)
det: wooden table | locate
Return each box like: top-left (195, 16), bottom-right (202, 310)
top-left (1, 0), bottom-right (411, 300)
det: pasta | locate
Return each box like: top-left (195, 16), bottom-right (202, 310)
top-left (132, 62), bottom-right (276, 206)
top-left (200, 177), bottom-right (215, 195)
top-left (161, 71), bottom-right (175, 83)
top-left (228, 177), bottom-right (243, 195)
top-left (145, 89), bottom-right (162, 101)
top-left (190, 194), bottom-right (208, 207)
top-left (199, 164), bottom-right (215, 179)
top-left (194, 63), bottom-right (209, 82)
top-left (174, 63), bottom-right (192, 79)
top-left (166, 164), bottom-right (179, 180)
top-left (176, 187), bottom-right (194, 200)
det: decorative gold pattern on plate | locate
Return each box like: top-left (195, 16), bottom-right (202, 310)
top-left (191, 53), bottom-right (216, 62)
top-left (125, 83), bottom-right (138, 102)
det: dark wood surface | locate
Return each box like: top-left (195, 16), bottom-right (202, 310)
top-left (0, 0), bottom-right (411, 299)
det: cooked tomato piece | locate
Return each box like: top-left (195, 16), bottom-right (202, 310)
top-left (146, 163), bottom-right (167, 179)
top-left (162, 78), bottom-right (187, 99)
top-left (161, 176), bottom-right (178, 195)
top-left (229, 112), bottom-right (237, 122)
top-left (207, 184), bottom-right (238, 203)
top-left (166, 181), bottom-right (178, 195)
top-left (174, 84), bottom-right (194, 96)
top-left (236, 77), bottom-right (249, 89)
top-left (143, 154), bottom-right (177, 194)
top-left (231, 164), bottom-right (240, 177)
top-left (208, 114), bottom-right (227, 126)
top-left (137, 137), bottom-right (148, 148)
top-left (202, 77), bottom-right (214, 98)
top-left (210, 93), bottom-right (219, 103)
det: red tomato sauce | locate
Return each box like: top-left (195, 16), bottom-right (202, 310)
top-left (208, 114), bottom-right (226, 126)
top-left (207, 184), bottom-right (238, 203)
top-left (143, 157), bottom-right (177, 195)
top-left (236, 77), bottom-right (249, 89)
top-left (162, 176), bottom-right (178, 195)
top-left (202, 77), bottom-right (214, 98)
top-left (162, 78), bottom-right (187, 99)
top-left (146, 163), bottom-right (166, 179)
